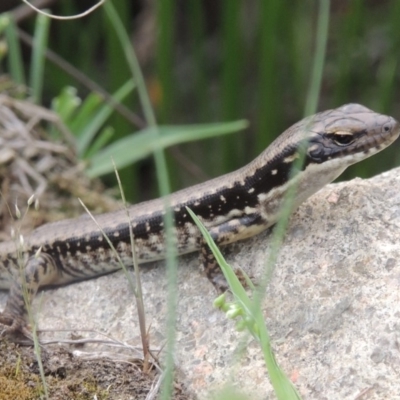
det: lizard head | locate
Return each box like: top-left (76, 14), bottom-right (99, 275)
top-left (306, 103), bottom-right (399, 165)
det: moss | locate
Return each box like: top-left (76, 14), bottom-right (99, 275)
top-left (0, 365), bottom-right (43, 400)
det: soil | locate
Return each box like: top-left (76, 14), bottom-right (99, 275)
top-left (0, 339), bottom-right (192, 399)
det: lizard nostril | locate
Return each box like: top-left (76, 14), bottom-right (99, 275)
top-left (382, 123), bottom-right (391, 132)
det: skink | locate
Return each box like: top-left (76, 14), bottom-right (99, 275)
top-left (0, 103), bottom-right (398, 335)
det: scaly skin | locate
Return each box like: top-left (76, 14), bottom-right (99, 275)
top-left (0, 103), bottom-right (399, 336)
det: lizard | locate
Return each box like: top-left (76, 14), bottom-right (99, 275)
top-left (0, 103), bottom-right (398, 336)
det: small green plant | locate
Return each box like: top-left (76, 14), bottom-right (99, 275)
top-left (52, 84), bottom-right (248, 178)
top-left (187, 208), bottom-right (302, 400)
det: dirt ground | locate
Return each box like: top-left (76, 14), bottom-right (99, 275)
top-left (0, 339), bottom-right (192, 399)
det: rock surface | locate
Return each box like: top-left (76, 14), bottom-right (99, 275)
top-left (2, 167), bottom-right (400, 399)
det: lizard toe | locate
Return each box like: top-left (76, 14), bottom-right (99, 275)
top-left (0, 312), bottom-right (32, 342)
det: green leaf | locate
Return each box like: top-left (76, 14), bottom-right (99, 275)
top-left (67, 92), bottom-right (102, 134)
top-left (77, 79), bottom-right (135, 156)
top-left (85, 126), bottom-right (114, 159)
top-left (86, 120), bottom-right (248, 177)
top-left (52, 86), bottom-right (81, 121)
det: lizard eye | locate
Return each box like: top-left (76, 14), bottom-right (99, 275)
top-left (330, 132), bottom-right (355, 146)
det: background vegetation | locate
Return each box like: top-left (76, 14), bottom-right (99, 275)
top-left (1, 0), bottom-right (400, 202)
top-left (0, 1), bottom-right (398, 398)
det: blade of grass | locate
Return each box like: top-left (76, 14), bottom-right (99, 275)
top-left (186, 0), bottom-right (208, 120)
top-left (189, 1), bottom-right (329, 397)
top-left (112, 158), bottom-right (149, 361)
top-left (103, 3), bottom-right (177, 398)
top-left (187, 208), bottom-right (301, 399)
top-left (52, 86), bottom-right (81, 122)
top-left (304, 0), bottom-right (330, 117)
top-left (247, 11), bottom-right (331, 367)
top-left (254, 0), bottom-right (330, 308)
top-left (76, 78), bottom-right (135, 156)
top-left (64, 91), bottom-right (102, 132)
top-left (87, 120), bottom-right (248, 177)
top-left (257, 0), bottom-right (284, 151)
top-left (29, 12), bottom-right (50, 104)
top-left (84, 126), bottom-right (114, 160)
top-left (333, 0), bottom-right (365, 105)
top-left (3, 14), bottom-right (25, 86)
top-left (221, 0), bottom-right (243, 171)
top-left (157, 0), bottom-right (175, 123)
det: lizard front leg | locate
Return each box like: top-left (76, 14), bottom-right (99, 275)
top-left (199, 212), bottom-right (263, 291)
top-left (0, 253), bottom-right (58, 337)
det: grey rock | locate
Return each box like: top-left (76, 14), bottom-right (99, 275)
top-left (2, 167), bottom-right (400, 399)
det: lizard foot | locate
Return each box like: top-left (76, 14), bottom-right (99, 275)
top-left (0, 312), bottom-right (33, 342)
top-left (210, 268), bottom-right (253, 293)
top-left (234, 268), bottom-right (254, 289)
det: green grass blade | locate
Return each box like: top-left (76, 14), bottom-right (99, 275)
top-left (66, 91), bottom-right (102, 133)
top-left (87, 120), bottom-right (248, 177)
top-left (304, 0), bottom-right (330, 116)
top-left (3, 14), bottom-right (25, 86)
top-left (103, 3), bottom-right (176, 398)
top-left (29, 13), bottom-right (50, 104)
top-left (187, 208), bottom-right (301, 399)
top-left (103, 2), bottom-right (156, 127)
top-left (77, 79), bottom-right (135, 156)
top-left (221, 0), bottom-right (243, 170)
top-left (84, 126), bottom-right (114, 159)
top-left (52, 86), bottom-right (81, 121)
top-left (257, 0), bottom-right (284, 151)
top-left (156, 0), bottom-right (175, 123)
